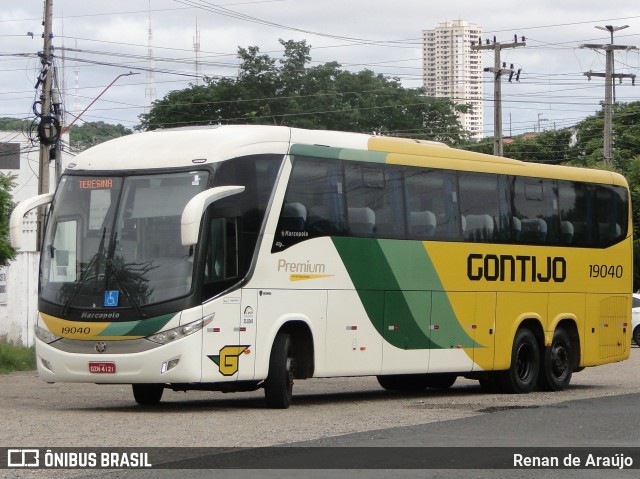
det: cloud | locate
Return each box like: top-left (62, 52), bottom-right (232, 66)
top-left (1, 0), bottom-right (638, 134)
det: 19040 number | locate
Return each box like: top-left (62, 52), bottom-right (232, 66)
top-left (589, 264), bottom-right (623, 278)
top-left (61, 326), bottom-right (91, 335)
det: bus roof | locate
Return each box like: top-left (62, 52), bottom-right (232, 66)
top-left (67, 125), bottom-right (626, 187)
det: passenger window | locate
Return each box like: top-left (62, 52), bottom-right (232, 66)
top-left (274, 157), bottom-right (346, 250)
top-left (595, 185), bottom-right (628, 247)
top-left (344, 163), bottom-right (406, 239)
top-left (558, 181), bottom-right (594, 246)
top-left (459, 173), bottom-right (505, 242)
top-left (404, 168), bottom-right (460, 240)
top-left (512, 178), bottom-right (558, 244)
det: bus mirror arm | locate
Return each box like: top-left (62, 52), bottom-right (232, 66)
top-left (10, 193), bottom-right (54, 250)
top-left (181, 185), bottom-right (245, 246)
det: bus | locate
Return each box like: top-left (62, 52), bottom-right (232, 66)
top-left (10, 125), bottom-right (632, 408)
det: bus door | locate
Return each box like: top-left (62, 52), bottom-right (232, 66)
top-left (199, 215), bottom-right (257, 382)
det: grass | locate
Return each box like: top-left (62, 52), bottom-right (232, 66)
top-left (0, 343), bottom-right (36, 373)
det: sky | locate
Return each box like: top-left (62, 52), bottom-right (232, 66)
top-left (1, 0), bottom-right (639, 140)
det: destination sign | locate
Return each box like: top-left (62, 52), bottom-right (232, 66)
top-left (79, 179), bottom-right (114, 189)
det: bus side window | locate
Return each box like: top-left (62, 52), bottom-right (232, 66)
top-left (595, 185), bottom-right (628, 247)
top-left (274, 157), bottom-right (346, 250)
top-left (404, 168), bottom-right (459, 240)
top-left (459, 172), bottom-right (501, 242)
top-left (558, 180), bottom-right (594, 247)
top-left (512, 177), bottom-right (558, 245)
top-left (343, 163), bottom-right (406, 239)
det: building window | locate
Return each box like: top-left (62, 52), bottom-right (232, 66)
top-left (0, 143), bottom-right (20, 170)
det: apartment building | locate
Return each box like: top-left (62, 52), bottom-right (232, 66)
top-left (422, 20), bottom-right (484, 139)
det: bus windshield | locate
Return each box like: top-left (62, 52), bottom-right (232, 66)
top-left (40, 154), bottom-right (284, 312)
top-left (41, 171), bottom-right (210, 310)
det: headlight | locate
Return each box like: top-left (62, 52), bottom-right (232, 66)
top-left (35, 324), bottom-right (62, 344)
top-left (146, 315), bottom-right (213, 345)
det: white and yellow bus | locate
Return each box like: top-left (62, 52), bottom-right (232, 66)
top-left (11, 125), bottom-right (632, 408)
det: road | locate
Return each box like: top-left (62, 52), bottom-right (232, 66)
top-left (1, 346), bottom-right (639, 478)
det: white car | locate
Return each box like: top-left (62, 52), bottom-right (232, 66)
top-left (633, 293), bottom-right (640, 347)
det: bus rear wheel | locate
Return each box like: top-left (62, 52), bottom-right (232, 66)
top-left (538, 328), bottom-right (573, 391)
top-left (497, 328), bottom-right (540, 394)
top-left (264, 333), bottom-right (294, 409)
top-left (132, 384), bottom-right (164, 405)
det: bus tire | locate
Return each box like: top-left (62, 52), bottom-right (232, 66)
top-left (538, 328), bottom-right (573, 391)
top-left (132, 384), bottom-right (164, 405)
top-left (497, 328), bottom-right (540, 394)
top-left (264, 333), bottom-right (294, 409)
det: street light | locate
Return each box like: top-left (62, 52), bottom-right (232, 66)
top-left (62, 71), bottom-right (140, 134)
top-left (595, 24), bottom-right (629, 44)
top-left (55, 71), bottom-right (140, 182)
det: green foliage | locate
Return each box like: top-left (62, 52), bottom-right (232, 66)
top-left (139, 39), bottom-right (468, 145)
top-left (69, 121), bottom-right (132, 151)
top-left (0, 344), bottom-right (36, 373)
top-left (0, 174), bottom-right (16, 267)
top-left (462, 129), bottom-right (574, 164)
top-left (0, 117), bottom-right (30, 131)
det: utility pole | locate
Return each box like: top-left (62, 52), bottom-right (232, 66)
top-left (36, 0), bottom-right (56, 250)
top-left (537, 113), bottom-right (548, 133)
top-left (472, 35), bottom-right (525, 156)
top-left (581, 26), bottom-right (636, 165)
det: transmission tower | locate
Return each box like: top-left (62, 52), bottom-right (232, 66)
top-left (145, 0), bottom-right (156, 113)
top-left (194, 19), bottom-right (201, 86)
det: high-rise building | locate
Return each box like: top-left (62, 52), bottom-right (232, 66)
top-left (422, 20), bottom-right (483, 139)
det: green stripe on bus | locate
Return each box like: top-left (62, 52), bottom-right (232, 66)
top-left (331, 237), bottom-right (477, 349)
top-left (98, 313), bottom-right (176, 337)
top-left (290, 144), bottom-right (388, 163)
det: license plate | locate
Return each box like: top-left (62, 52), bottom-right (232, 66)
top-left (89, 362), bottom-right (116, 374)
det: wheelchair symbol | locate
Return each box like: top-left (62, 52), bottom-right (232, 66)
top-left (104, 290), bottom-right (119, 307)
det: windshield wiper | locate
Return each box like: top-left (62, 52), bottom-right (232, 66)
top-left (61, 227), bottom-right (107, 316)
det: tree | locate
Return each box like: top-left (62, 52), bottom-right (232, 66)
top-left (571, 102), bottom-right (640, 172)
top-left (0, 118), bottom-right (31, 131)
top-left (462, 129), bottom-right (574, 164)
top-left (139, 39), bottom-right (468, 145)
top-left (0, 174), bottom-right (16, 266)
top-left (69, 122), bottom-right (132, 151)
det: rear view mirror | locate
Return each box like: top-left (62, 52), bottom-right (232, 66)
top-left (181, 185), bottom-right (245, 246)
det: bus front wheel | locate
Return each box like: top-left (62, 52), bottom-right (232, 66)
top-left (538, 328), bottom-right (573, 391)
top-left (264, 333), bottom-right (294, 409)
top-left (132, 384), bottom-right (164, 405)
top-left (497, 328), bottom-right (540, 394)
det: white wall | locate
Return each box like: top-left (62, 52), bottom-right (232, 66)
top-left (0, 129), bottom-right (70, 345)
top-left (0, 252), bottom-right (39, 346)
